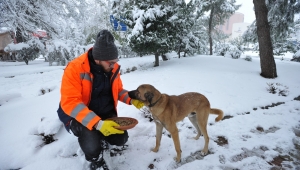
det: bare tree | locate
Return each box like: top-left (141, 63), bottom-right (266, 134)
top-left (253, 0), bottom-right (277, 78)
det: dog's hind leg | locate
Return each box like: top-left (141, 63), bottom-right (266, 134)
top-left (188, 112), bottom-right (201, 140)
top-left (197, 111), bottom-right (210, 155)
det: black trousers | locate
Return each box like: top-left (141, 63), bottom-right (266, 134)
top-left (70, 119), bottom-right (128, 162)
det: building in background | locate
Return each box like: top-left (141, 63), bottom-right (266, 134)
top-left (231, 22), bottom-right (251, 39)
top-left (32, 30), bottom-right (49, 41)
top-left (218, 12), bottom-right (252, 40)
top-left (219, 12), bottom-right (244, 35)
top-left (0, 28), bottom-right (16, 61)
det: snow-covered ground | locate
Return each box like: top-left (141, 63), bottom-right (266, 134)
top-left (0, 52), bottom-right (299, 170)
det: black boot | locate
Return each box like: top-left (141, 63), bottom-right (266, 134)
top-left (90, 157), bottom-right (109, 170)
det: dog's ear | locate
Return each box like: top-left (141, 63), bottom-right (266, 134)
top-left (144, 92), bottom-right (154, 104)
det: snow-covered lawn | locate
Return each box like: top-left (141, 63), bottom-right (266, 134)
top-left (0, 52), bottom-right (299, 170)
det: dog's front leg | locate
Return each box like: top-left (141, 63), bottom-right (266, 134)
top-left (152, 122), bottom-right (163, 152)
top-left (169, 127), bottom-right (181, 162)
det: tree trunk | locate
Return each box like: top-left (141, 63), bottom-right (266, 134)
top-left (154, 52), bottom-right (159, 67)
top-left (253, 0), bottom-right (277, 78)
top-left (208, 6), bottom-right (214, 55)
top-left (178, 40), bottom-right (181, 58)
top-left (24, 57), bottom-right (28, 65)
top-left (16, 27), bottom-right (24, 43)
top-left (161, 54), bottom-right (168, 61)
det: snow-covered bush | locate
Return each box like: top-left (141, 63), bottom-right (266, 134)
top-left (46, 40), bottom-right (86, 66)
top-left (118, 44), bottom-right (136, 58)
top-left (30, 117), bottom-right (62, 147)
top-left (245, 55), bottom-right (252, 61)
top-left (215, 43), bottom-right (229, 56)
top-left (291, 50), bottom-right (300, 62)
top-left (215, 43), bottom-right (242, 59)
top-left (4, 42), bottom-right (29, 53)
top-left (273, 40), bottom-right (299, 56)
top-left (4, 38), bottom-right (45, 64)
top-left (266, 83), bottom-right (289, 96)
top-left (227, 45), bottom-right (242, 59)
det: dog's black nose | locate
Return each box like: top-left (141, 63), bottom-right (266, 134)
top-left (128, 90), bottom-right (138, 99)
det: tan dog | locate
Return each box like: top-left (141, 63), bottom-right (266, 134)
top-left (129, 84), bottom-right (223, 162)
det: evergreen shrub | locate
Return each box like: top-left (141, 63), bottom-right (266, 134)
top-left (291, 50), bottom-right (300, 62)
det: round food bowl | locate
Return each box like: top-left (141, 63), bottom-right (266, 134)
top-left (107, 117), bottom-right (138, 130)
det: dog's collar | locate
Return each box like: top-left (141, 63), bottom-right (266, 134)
top-left (148, 95), bottom-right (162, 107)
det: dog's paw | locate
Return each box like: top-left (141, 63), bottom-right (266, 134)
top-left (193, 136), bottom-right (200, 140)
top-left (200, 150), bottom-right (208, 156)
top-left (151, 147), bottom-right (159, 152)
top-left (174, 156), bottom-right (181, 163)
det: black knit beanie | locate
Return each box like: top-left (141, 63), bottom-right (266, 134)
top-left (92, 30), bottom-right (118, 61)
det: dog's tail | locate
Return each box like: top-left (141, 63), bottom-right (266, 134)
top-left (210, 108), bottom-right (224, 122)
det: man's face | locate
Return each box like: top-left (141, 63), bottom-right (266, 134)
top-left (95, 59), bottom-right (119, 72)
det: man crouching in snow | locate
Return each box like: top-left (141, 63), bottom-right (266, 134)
top-left (57, 30), bottom-right (144, 170)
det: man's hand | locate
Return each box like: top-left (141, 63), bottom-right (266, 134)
top-left (131, 99), bottom-right (144, 109)
top-left (95, 120), bottom-right (124, 136)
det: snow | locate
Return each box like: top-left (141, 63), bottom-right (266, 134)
top-left (4, 42), bottom-right (30, 52)
top-left (0, 52), bottom-right (300, 170)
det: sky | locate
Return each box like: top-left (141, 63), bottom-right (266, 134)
top-left (0, 51), bottom-right (300, 170)
top-left (235, 0), bottom-right (255, 23)
top-left (185, 0), bottom-right (256, 24)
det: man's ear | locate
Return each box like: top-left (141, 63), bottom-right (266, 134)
top-left (144, 92), bottom-right (154, 104)
top-left (128, 90), bottom-right (138, 99)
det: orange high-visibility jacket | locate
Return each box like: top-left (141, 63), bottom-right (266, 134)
top-left (60, 49), bottom-right (131, 130)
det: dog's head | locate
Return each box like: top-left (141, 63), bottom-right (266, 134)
top-left (128, 84), bottom-right (161, 106)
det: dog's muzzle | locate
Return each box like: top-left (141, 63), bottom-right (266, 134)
top-left (128, 90), bottom-right (138, 99)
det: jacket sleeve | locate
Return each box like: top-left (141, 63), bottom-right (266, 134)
top-left (115, 73), bottom-right (132, 105)
top-left (60, 63), bottom-right (100, 130)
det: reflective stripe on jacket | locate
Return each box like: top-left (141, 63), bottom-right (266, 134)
top-left (59, 48), bottom-right (131, 130)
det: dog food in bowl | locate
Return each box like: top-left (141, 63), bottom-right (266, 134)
top-left (107, 117), bottom-right (138, 130)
